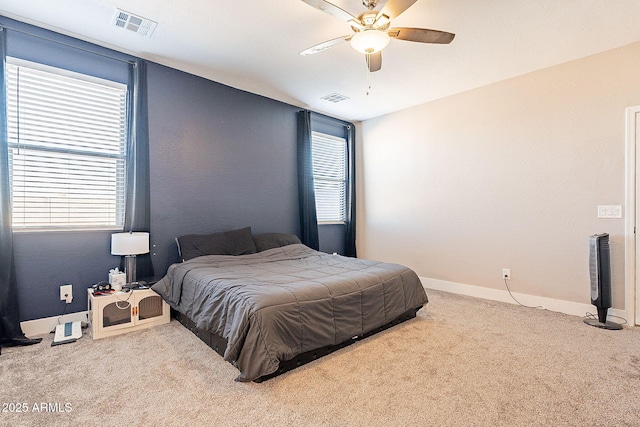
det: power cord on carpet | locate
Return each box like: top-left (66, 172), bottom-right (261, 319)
top-left (583, 311), bottom-right (627, 326)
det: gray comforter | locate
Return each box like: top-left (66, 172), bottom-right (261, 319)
top-left (152, 243), bottom-right (428, 381)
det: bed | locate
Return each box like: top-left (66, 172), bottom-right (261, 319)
top-left (152, 227), bottom-right (428, 382)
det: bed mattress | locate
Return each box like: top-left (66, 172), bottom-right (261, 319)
top-left (152, 243), bottom-right (428, 381)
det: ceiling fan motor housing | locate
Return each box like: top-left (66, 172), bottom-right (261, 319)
top-left (360, 12), bottom-right (378, 26)
top-left (362, 0), bottom-right (378, 10)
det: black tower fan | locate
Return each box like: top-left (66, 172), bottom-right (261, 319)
top-left (584, 233), bottom-right (622, 330)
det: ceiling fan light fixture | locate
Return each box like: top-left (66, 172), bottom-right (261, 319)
top-left (350, 30), bottom-right (390, 54)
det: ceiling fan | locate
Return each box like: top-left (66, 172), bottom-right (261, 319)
top-left (299, 0), bottom-right (455, 72)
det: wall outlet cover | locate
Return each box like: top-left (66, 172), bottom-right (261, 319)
top-left (60, 284), bottom-right (73, 302)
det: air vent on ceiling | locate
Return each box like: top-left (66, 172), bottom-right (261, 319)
top-left (321, 93), bottom-right (350, 103)
top-left (112, 9), bottom-right (157, 37)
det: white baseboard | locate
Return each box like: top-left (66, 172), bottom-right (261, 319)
top-left (20, 278), bottom-right (627, 336)
top-left (421, 277), bottom-right (627, 322)
top-left (21, 311), bottom-right (89, 337)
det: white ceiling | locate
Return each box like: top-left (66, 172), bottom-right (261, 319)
top-left (2, 0), bottom-right (640, 122)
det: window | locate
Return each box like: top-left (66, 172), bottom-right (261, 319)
top-left (6, 58), bottom-right (127, 230)
top-left (311, 131), bottom-right (347, 224)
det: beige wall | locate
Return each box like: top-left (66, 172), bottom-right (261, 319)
top-left (358, 42), bottom-right (640, 309)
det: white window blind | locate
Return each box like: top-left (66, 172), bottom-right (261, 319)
top-left (6, 58), bottom-right (127, 230)
top-left (311, 131), bottom-right (347, 224)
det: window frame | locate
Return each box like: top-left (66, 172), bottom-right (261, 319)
top-left (6, 57), bottom-right (128, 232)
top-left (311, 131), bottom-right (348, 225)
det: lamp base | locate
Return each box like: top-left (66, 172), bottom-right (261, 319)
top-left (124, 254), bottom-right (137, 287)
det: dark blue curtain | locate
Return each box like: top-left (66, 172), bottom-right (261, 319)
top-left (344, 124), bottom-right (357, 257)
top-left (297, 110), bottom-right (319, 250)
top-left (0, 27), bottom-right (40, 350)
top-left (122, 59), bottom-right (154, 278)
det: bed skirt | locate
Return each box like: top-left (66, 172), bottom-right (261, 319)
top-left (172, 305), bottom-right (423, 382)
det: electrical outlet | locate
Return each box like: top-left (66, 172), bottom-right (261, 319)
top-left (60, 284), bottom-right (73, 303)
top-left (502, 268), bottom-right (511, 280)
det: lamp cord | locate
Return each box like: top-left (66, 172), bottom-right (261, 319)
top-left (114, 289), bottom-right (133, 310)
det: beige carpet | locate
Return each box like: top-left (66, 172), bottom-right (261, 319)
top-left (1, 289), bottom-right (639, 427)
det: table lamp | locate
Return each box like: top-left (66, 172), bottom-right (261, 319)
top-left (111, 232), bottom-right (149, 287)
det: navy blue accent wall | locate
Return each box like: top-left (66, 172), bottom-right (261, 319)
top-left (13, 230), bottom-right (117, 321)
top-left (147, 63), bottom-right (299, 272)
top-left (318, 224), bottom-right (345, 255)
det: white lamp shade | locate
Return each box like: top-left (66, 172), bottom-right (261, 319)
top-left (111, 232), bottom-right (149, 255)
top-left (350, 30), bottom-right (390, 54)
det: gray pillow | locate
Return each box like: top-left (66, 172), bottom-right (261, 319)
top-left (176, 226), bottom-right (257, 261)
top-left (253, 233), bottom-right (301, 252)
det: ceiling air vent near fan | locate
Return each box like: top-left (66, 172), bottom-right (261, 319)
top-left (112, 9), bottom-right (157, 37)
top-left (321, 93), bottom-right (350, 103)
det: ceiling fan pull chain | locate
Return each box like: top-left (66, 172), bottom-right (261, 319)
top-left (366, 55), bottom-right (371, 95)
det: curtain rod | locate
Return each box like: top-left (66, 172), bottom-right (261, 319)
top-left (309, 111), bottom-right (353, 128)
top-left (0, 24), bottom-right (136, 66)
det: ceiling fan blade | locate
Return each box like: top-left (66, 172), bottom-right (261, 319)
top-left (299, 35), bottom-right (352, 56)
top-left (377, 0), bottom-right (418, 21)
top-left (387, 27), bottom-right (455, 44)
top-left (300, 0), bottom-right (358, 22)
top-left (366, 52), bottom-right (382, 72)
